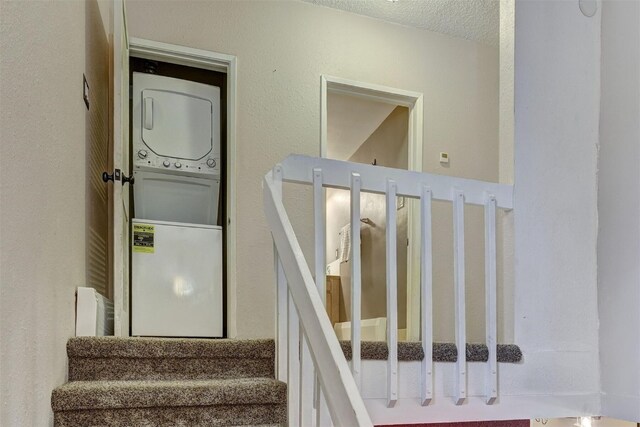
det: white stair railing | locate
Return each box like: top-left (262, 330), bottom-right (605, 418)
top-left (263, 155), bottom-right (513, 426)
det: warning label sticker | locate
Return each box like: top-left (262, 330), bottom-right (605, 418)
top-left (133, 224), bottom-right (155, 253)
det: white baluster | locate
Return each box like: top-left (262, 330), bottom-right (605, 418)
top-left (484, 193), bottom-right (498, 404)
top-left (273, 165), bottom-right (288, 383)
top-left (386, 180), bottom-right (398, 408)
top-left (300, 331), bottom-right (315, 426)
top-left (313, 168), bottom-right (332, 426)
top-left (453, 189), bottom-right (467, 405)
top-left (313, 168), bottom-right (326, 320)
top-left (288, 292), bottom-right (300, 426)
top-left (420, 186), bottom-right (433, 406)
top-left (350, 172), bottom-right (362, 389)
top-left (316, 386), bottom-right (333, 427)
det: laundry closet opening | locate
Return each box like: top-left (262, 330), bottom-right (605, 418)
top-left (129, 57), bottom-right (228, 338)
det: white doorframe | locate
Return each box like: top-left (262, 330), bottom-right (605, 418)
top-left (127, 38), bottom-right (239, 338)
top-left (320, 75), bottom-right (424, 341)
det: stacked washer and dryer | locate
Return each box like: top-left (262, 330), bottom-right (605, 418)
top-left (131, 72), bottom-right (223, 338)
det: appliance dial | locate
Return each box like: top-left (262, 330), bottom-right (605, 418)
top-left (162, 160), bottom-right (170, 168)
top-left (137, 149), bottom-right (148, 159)
top-left (206, 158), bottom-right (216, 168)
top-left (174, 162), bottom-right (182, 169)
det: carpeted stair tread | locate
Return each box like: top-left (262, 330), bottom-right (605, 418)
top-left (67, 337), bottom-right (274, 359)
top-left (51, 378), bottom-right (286, 412)
top-left (339, 341), bottom-right (522, 363)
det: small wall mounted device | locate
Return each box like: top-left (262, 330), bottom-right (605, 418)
top-left (439, 152), bottom-right (449, 164)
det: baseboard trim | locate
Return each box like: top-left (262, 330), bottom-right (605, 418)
top-left (364, 393), bottom-right (600, 424)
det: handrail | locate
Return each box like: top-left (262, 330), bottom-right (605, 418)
top-left (279, 155), bottom-right (513, 209)
top-left (264, 155), bottom-right (514, 423)
top-left (263, 169), bottom-right (374, 427)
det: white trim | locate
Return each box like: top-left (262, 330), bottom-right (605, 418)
top-left (319, 75), bottom-right (424, 341)
top-left (453, 189), bottom-right (467, 404)
top-left (128, 38), bottom-right (239, 338)
top-left (264, 171), bottom-right (374, 426)
top-left (419, 185), bottom-right (433, 406)
top-left (364, 394), bottom-right (601, 425)
top-left (280, 156), bottom-right (513, 209)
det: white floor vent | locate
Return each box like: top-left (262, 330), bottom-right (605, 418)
top-left (75, 287), bottom-right (114, 336)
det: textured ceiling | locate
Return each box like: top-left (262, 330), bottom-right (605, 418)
top-left (301, 0), bottom-right (500, 46)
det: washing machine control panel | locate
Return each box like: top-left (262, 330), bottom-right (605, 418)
top-left (134, 149), bottom-right (221, 177)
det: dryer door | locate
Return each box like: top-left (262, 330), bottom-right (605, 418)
top-left (133, 73), bottom-right (220, 161)
top-left (141, 89), bottom-right (212, 160)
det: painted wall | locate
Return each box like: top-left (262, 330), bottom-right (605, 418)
top-left (126, 0), bottom-right (499, 340)
top-left (326, 106), bottom-right (409, 328)
top-left (0, 1), bottom-right (110, 424)
top-left (512, 0), bottom-right (600, 408)
top-left (0, 1), bottom-right (108, 426)
top-left (326, 92), bottom-right (396, 161)
top-left (497, 0), bottom-right (516, 344)
top-left (597, 0), bottom-right (640, 421)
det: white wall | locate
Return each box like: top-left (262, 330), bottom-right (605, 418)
top-left (498, 0), bottom-right (516, 351)
top-left (512, 0), bottom-right (601, 408)
top-left (125, 0), bottom-right (499, 339)
top-left (1, 1), bottom-right (86, 425)
top-left (499, 0), bottom-right (515, 185)
top-left (598, 0), bottom-right (640, 421)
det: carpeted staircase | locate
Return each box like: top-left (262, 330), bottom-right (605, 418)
top-left (51, 337), bottom-right (522, 426)
top-left (51, 337), bottom-right (287, 426)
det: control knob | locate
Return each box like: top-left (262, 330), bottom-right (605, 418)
top-left (206, 158), bottom-right (216, 168)
top-left (137, 149), bottom-right (148, 159)
top-left (162, 160), bottom-right (170, 168)
top-left (174, 162), bottom-right (182, 169)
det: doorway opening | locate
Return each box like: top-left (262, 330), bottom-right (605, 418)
top-left (109, 37), bottom-right (238, 337)
top-left (128, 58), bottom-right (227, 337)
top-left (320, 76), bottom-right (423, 341)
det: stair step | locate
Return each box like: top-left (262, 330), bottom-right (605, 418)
top-left (52, 378), bottom-right (285, 411)
top-left (67, 337), bottom-right (275, 381)
top-left (339, 341), bottom-right (523, 363)
top-left (67, 337), bottom-right (274, 358)
top-left (52, 378), bottom-right (286, 427)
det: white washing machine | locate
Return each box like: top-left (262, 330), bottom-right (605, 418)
top-left (131, 219), bottom-right (223, 337)
top-left (132, 72), bottom-right (221, 225)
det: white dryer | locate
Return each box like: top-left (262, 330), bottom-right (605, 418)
top-left (132, 72), bottom-right (221, 225)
